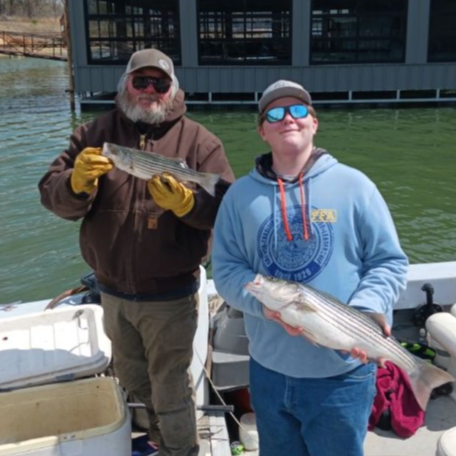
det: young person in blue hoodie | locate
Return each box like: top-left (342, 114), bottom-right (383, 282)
top-left (212, 80), bottom-right (408, 456)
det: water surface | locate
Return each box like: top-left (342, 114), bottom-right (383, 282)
top-left (0, 57), bottom-right (455, 304)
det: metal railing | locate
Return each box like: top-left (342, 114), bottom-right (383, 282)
top-left (0, 30), bottom-right (66, 60)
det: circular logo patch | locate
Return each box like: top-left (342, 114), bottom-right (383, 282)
top-left (258, 205), bottom-right (333, 283)
top-left (159, 59), bottom-right (170, 71)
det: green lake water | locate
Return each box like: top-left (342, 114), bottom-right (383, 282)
top-left (0, 57), bottom-right (455, 304)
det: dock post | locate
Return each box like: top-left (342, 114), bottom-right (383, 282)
top-left (64, 0), bottom-right (75, 113)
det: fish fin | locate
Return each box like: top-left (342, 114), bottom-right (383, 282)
top-left (295, 295), bottom-right (319, 312)
top-left (364, 312), bottom-right (388, 328)
top-left (299, 327), bottom-right (320, 346)
top-left (279, 311), bottom-right (319, 345)
top-left (408, 358), bottom-right (455, 410)
top-left (295, 303), bottom-right (318, 314)
top-left (198, 172), bottom-right (220, 197)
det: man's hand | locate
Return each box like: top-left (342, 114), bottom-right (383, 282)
top-left (263, 306), bottom-right (304, 336)
top-left (147, 173), bottom-right (195, 217)
top-left (71, 147), bottom-right (113, 194)
top-left (348, 323), bottom-right (391, 365)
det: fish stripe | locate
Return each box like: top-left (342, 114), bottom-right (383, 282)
top-left (102, 144), bottom-right (219, 192)
top-left (132, 153), bottom-right (192, 171)
top-left (132, 156), bottom-right (195, 175)
top-left (316, 293), bottom-right (416, 368)
top-left (130, 159), bottom-right (201, 182)
top-left (301, 288), bottom-right (417, 370)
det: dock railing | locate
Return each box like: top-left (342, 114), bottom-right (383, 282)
top-left (0, 30), bottom-right (66, 60)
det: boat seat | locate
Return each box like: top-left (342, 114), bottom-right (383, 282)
top-left (437, 426), bottom-right (456, 456)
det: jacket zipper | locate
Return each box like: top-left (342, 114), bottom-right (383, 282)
top-left (139, 134), bottom-right (147, 150)
top-left (127, 132), bottom-right (148, 294)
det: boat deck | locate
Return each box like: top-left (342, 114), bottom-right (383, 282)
top-left (365, 395), bottom-right (456, 456)
top-left (364, 308), bottom-right (456, 455)
top-left (134, 389), bottom-right (456, 456)
top-left (134, 413), bottom-right (232, 456)
top-left (200, 389), bottom-right (456, 456)
top-left (198, 413), bottom-right (231, 456)
top-left (2, 262), bottom-right (455, 456)
top-left (203, 307), bottom-right (456, 456)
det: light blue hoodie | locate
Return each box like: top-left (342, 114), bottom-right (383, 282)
top-left (212, 150), bottom-right (408, 378)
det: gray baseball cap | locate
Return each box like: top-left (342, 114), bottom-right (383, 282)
top-left (126, 49), bottom-right (174, 80)
top-left (259, 80), bottom-right (312, 113)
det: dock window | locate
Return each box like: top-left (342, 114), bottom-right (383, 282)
top-left (428, 0), bottom-right (456, 62)
top-left (85, 0), bottom-right (181, 64)
top-left (310, 0), bottom-right (407, 64)
top-left (197, 0), bottom-right (292, 65)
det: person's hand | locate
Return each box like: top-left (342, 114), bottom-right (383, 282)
top-left (348, 323), bottom-right (391, 365)
top-left (71, 147), bottom-right (113, 194)
top-left (147, 173), bottom-right (195, 217)
top-left (263, 306), bottom-right (304, 336)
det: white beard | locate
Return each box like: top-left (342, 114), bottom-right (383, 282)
top-left (117, 91), bottom-right (173, 125)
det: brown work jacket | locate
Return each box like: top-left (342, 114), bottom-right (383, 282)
top-left (39, 90), bottom-right (235, 296)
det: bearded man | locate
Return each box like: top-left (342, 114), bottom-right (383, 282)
top-left (39, 49), bottom-right (234, 456)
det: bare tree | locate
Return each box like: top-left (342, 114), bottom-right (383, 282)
top-left (25, 0), bottom-right (33, 19)
top-left (0, 0), bottom-right (64, 18)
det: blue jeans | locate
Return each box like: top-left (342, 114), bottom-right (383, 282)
top-left (249, 358), bottom-right (377, 456)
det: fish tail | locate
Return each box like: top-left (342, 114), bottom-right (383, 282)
top-left (199, 173), bottom-right (220, 196)
top-left (408, 359), bottom-right (454, 410)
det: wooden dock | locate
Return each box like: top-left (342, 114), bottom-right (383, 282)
top-left (0, 30), bottom-right (67, 61)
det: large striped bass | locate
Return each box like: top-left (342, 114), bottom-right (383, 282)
top-left (102, 142), bottom-right (220, 196)
top-left (245, 274), bottom-right (454, 410)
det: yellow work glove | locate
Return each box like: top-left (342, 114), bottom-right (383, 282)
top-left (148, 173), bottom-right (195, 217)
top-left (70, 147), bottom-right (113, 194)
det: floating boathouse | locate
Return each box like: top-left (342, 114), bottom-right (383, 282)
top-left (67, 0), bottom-right (456, 108)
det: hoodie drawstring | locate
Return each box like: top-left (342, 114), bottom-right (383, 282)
top-left (298, 173), bottom-right (309, 240)
top-left (277, 178), bottom-right (292, 241)
top-left (277, 173), bottom-right (309, 242)
top-left (273, 186), bottom-right (278, 252)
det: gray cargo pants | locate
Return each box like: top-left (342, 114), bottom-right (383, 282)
top-left (100, 292), bottom-right (199, 456)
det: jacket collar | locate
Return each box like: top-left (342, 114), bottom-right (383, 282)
top-left (255, 147), bottom-right (328, 182)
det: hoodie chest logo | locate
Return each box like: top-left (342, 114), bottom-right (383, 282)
top-left (258, 205), bottom-right (334, 283)
top-left (312, 209), bottom-right (337, 223)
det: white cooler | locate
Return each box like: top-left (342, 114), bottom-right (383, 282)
top-left (0, 305), bottom-right (131, 456)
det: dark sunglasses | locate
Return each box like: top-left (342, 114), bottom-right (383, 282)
top-left (265, 104), bottom-right (309, 123)
top-left (131, 76), bottom-right (171, 94)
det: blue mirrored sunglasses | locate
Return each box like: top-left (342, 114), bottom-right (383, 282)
top-left (265, 104), bottom-right (309, 123)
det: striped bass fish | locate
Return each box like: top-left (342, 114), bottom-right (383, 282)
top-left (245, 274), bottom-right (454, 411)
top-left (102, 142), bottom-right (220, 196)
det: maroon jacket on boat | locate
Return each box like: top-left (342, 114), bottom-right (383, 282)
top-left (369, 361), bottom-right (424, 438)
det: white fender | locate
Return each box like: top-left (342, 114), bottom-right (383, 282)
top-left (426, 312), bottom-right (456, 358)
top-left (451, 303), bottom-right (456, 318)
top-left (426, 312), bottom-right (456, 405)
top-left (437, 426), bottom-right (456, 456)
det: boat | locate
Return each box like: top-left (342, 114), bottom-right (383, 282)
top-left (1, 262), bottom-right (456, 456)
